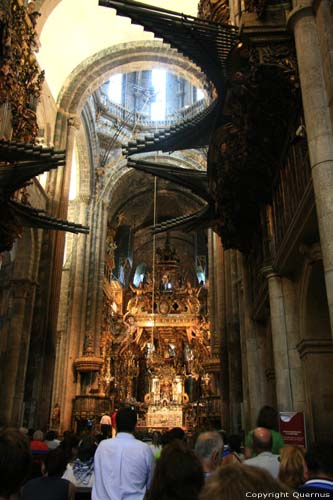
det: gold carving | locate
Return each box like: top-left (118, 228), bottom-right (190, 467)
top-left (0, 1), bottom-right (44, 142)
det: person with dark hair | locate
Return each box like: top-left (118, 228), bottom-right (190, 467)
top-left (100, 413), bottom-right (112, 440)
top-left (199, 463), bottom-right (290, 500)
top-left (149, 431), bottom-right (162, 459)
top-left (92, 406), bottom-right (154, 499)
top-left (62, 435), bottom-right (96, 488)
top-left (21, 447), bottom-right (75, 500)
top-left (194, 431), bottom-right (224, 479)
top-left (60, 432), bottom-right (80, 466)
top-left (146, 440), bottom-right (204, 500)
top-left (298, 442), bottom-right (333, 496)
top-left (222, 434), bottom-right (244, 465)
top-left (45, 431), bottom-right (60, 450)
top-left (245, 406), bottom-right (284, 458)
top-left (0, 428), bottom-right (32, 500)
top-left (244, 427), bottom-right (280, 478)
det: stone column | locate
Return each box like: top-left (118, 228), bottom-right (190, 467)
top-left (2, 279), bottom-right (37, 425)
top-left (228, 250), bottom-right (243, 433)
top-left (281, 277), bottom-right (305, 411)
top-left (263, 268), bottom-right (293, 411)
top-left (288, 3), bottom-right (333, 337)
top-left (240, 255), bottom-right (266, 428)
top-left (57, 195), bottom-right (92, 432)
top-left (49, 116), bottom-right (81, 327)
top-left (207, 229), bottom-right (217, 338)
top-left (214, 233), bottom-right (228, 427)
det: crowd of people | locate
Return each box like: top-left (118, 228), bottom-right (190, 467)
top-left (0, 405), bottom-right (332, 499)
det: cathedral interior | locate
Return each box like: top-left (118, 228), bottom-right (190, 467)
top-left (0, 0), bottom-right (333, 443)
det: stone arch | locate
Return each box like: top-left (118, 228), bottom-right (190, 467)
top-left (52, 40), bottom-right (209, 203)
top-left (35, 0), bottom-right (63, 36)
top-left (56, 41), bottom-right (207, 116)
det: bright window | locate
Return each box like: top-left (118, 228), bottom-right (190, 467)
top-left (151, 69), bottom-right (166, 121)
top-left (108, 74), bottom-right (122, 104)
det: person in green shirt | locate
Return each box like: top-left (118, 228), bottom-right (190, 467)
top-left (245, 405), bottom-right (284, 458)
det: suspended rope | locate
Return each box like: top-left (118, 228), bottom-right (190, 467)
top-left (151, 176), bottom-right (157, 348)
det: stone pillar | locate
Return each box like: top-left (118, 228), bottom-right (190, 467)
top-left (288, 3), bottom-right (333, 337)
top-left (214, 233), bottom-right (228, 427)
top-left (207, 229), bottom-right (217, 338)
top-left (281, 277), bottom-right (305, 411)
top-left (2, 279), bottom-right (37, 425)
top-left (56, 195), bottom-right (92, 432)
top-left (263, 268), bottom-right (293, 411)
top-left (228, 250), bottom-right (243, 433)
top-left (240, 255), bottom-right (266, 428)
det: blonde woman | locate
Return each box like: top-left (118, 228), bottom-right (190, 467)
top-left (278, 446), bottom-right (306, 490)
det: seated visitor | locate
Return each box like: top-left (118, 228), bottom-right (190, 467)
top-left (29, 430), bottom-right (49, 478)
top-left (30, 430), bottom-right (49, 452)
top-left (59, 432), bottom-right (80, 466)
top-left (278, 445), bottom-right (306, 490)
top-left (45, 431), bottom-right (61, 450)
top-left (298, 442), bottom-right (333, 497)
top-left (194, 431), bottom-right (224, 479)
top-left (21, 447), bottom-right (75, 500)
top-left (199, 463), bottom-right (290, 500)
top-left (244, 428), bottom-right (280, 478)
top-left (146, 440), bottom-right (204, 500)
top-left (62, 435), bottom-right (96, 488)
top-left (222, 434), bottom-right (244, 465)
top-left (0, 428), bottom-right (32, 500)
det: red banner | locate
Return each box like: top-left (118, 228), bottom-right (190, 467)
top-left (279, 412), bottom-right (306, 447)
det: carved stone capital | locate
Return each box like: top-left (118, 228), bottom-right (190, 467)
top-left (260, 265), bottom-right (279, 280)
top-left (67, 115), bottom-right (81, 129)
top-left (287, 4), bottom-right (314, 32)
top-left (299, 242), bottom-right (322, 263)
top-left (297, 338), bottom-right (333, 359)
top-left (10, 279), bottom-right (37, 299)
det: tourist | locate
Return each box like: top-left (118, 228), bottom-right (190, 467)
top-left (59, 432), bottom-right (80, 466)
top-left (194, 431), bottom-right (224, 479)
top-left (92, 406), bottom-right (154, 500)
top-left (100, 413), bottom-right (112, 440)
top-left (278, 445), bottom-right (306, 489)
top-left (45, 430), bottom-right (61, 450)
top-left (29, 430), bottom-right (49, 477)
top-left (245, 405), bottom-right (284, 458)
top-left (30, 430), bottom-right (49, 453)
top-left (146, 439), bottom-right (204, 500)
top-left (149, 431), bottom-right (162, 459)
top-left (222, 434), bottom-right (244, 465)
top-left (199, 463), bottom-right (290, 500)
top-left (297, 442), bottom-right (333, 496)
top-left (244, 427), bottom-right (280, 478)
top-left (62, 435), bottom-right (96, 488)
top-left (0, 428), bottom-right (32, 500)
top-left (21, 447), bottom-right (75, 500)
top-left (164, 427), bottom-right (186, 445)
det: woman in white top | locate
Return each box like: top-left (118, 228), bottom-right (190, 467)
top-left (62, 435), bottom-right (96, 488)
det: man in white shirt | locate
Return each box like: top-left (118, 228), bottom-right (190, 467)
top-left (93, 406), bottom-right (154, 500)
top-left (244, 427), bottom-right (280, 478)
